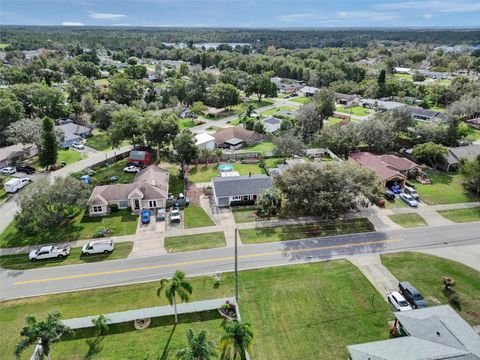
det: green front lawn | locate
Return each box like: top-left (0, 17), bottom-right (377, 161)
top-left (0, 242), bottom-right (133, 270)
top-left (188, 163), bottom-right (264, 183)
top-left (393, 73), bottom-right (413, 80)
top-left (381, 252), bottom-right (480, 326)
top-left (167, 165), bottom-right (184, 196)
top-left (0, 210), bottom-right (138, 248)
top-left (327, 117), bottom-right (347, 126)
top-left (335, 105), bottom-right (369, 117)
top-left (27, 149), bottom-right (85, 170)
top-left (239, 218), bottom-right (374, 244)
top-left (383, 198), bottom-right (409, 209)
top-left (178, 118), bottom-right (203, 129)
top-left (388, 213), bottom-right (428, 228)
top-left (260, 106), bottom-right (295, 116)
top-left (164, 232), bottom-right (226, 253)
top-left (289, 97), bottom-right (310, 104)
top-left (437, 207), bottom-right (480, 223)
top-left (465, 126), bottom-right (480, 141)
top-left (232, 99), bottom-right (274, 113)
top-left (85, 129), bottom-right (129, 151)
top-left (413, 170), bottom-right (478, 205)
top-left (183, 205), bottom-right (215, 228)
top-left (232, 207), bottom-right (260, 223)
top-left (71, 158), bottom-right (136, 186)
top-left (0, 260), bottom-right (391, 360)
top-left (239, 141), bottom-right (275, 155)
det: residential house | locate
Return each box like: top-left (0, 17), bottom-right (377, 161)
top-left (212, 126), bottom-right (261, 150)
top-left (362, 99), bottom-right (406, 111)
top-left (335, 93), bottom-right (360, 106)
top-left (466, 118), bottom-right (480, 129)
top-left (300, 86), bottom-right (319, 97)
top-left (55, 121), bottom-right (92, 148)
top-left (406, 106), bottom-right (448, 122)
top-left (347, 305), bottom-right (480, 360)
top-left (378, 154), bottom-right (422, 178)
top-left (270, 77), bottom-right (303, 93)
top-left (129, 150), bottom-right (151, 166)
top-left (195, 133), bottom-right (216, 151)
top-left (212, 174), bottom-right (272, 206)
top-left (261, 117), bottom-right (282, 133)
top-left (441, 144), bottom-right (480, 171)
top-left (349, 152), bottom-right (407, 187)
top-left (0, 144), bottom-right (38, 168)
top-left (87, 165), bottom-right (169, 215)
top-left (393, 67), bottom-right (412, 74)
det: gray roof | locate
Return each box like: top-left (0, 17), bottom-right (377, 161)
top-left (362, 99), bottom-right (406, 111)
top-left (261, 117), bottom-right (281, 133)
top-left (55, 123), bottom-right (91, 142)
top-left (212, 174), bottom-right (272, 198)
top-left (406, 106), bottom-right (448, 121)
top-left (446, 145), bottom-right (480, 165)
top-left (225, 138), bottom-right (244, 146)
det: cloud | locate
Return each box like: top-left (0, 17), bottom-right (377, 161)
top-left (337, 11), bottom-right (399, 21)
top-left (423, 14), bottom-right (433, 19)
top-left (62, 21), bottom-right (84, 26)
top-left (376, 1), bottom-right (480, 13)
top-left (87, 12), bottom-right (127, 20)
top-left (277, 11), bottom-right (398, 23)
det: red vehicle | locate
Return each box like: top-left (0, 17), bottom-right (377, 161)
top-left (129, 150), bottom-right (151, 166)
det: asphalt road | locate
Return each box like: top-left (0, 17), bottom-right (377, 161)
top-left (1, 222), bottom-right (479, 300)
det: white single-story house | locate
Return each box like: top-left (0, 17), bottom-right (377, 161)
top-left (300, 86), bottom-right (319, 97)
top-left (212, 174), bottom-right (273, 207)
top-left (87, 166), bottom-right (169, 215)
top-left (55, 120), bottom-right (92, 148)
top-left (195, 133), bottom-right (216, 151)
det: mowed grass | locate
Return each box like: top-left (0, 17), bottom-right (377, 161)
top-left (413, 170), bottom-right (478, 205)
top-left (232, 99), bottom-right (274, 113)
top-left (27, 149), bottom-right (85, 170)
top-left (232, 207), bottom-right (260, 223)
top-left (0, 260), bottom-right (392, 360)
top-left (336, 105), bottom-right (369, 117)
top-left (183, 205), bottom-right (215, 228)
top-left (239, 141), bottom-right (275, 155)
top-left (71, 158), bottom-right (136, 186)
top-left (289, 96), bottom-right (310, 104)
top-left (164, 232), bottom-right (226, 253)
top-left (167, 165), bottom-right (184, 196)
top-left (85, 129), bottom-right (129, 151)
top-left (260, 106), bottom-right (295, 116)
top-left (187, 163), bottom-right (263, 183)
top-left (239, 218), bottom-right (374, 244)
top-left (0, 210), bottom-right (138, 248)
top-left (381, 252), bottom-right (480, 326)
top-left (437, 207), bottom-right (480, 223)
top-left (465, 126), bottom-right (480, 141)
top-left (0, 242), bottom-right (133, 270)
top-left (388, 213), bottom-right (428, 228)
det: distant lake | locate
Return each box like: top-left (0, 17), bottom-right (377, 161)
top-left (162, 42), bottom-right (250, 49)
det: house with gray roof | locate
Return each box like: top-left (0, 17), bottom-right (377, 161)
top-left (347, 305), bottom-right (480, 360)
top-left (261, 117), bottom-right (282, 133)
top-left (55, 120), bottom-right (92, 148)
top-left (212, 174), bottom-right (272, 206)
top-left (441, 144), bottom-right (480, 171)
top-left (361, 99), bottom-right (406, 111)
top-left (405, 106), bottom-right (448, 122)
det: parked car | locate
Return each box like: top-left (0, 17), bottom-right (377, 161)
top-left (387, 291), bottom-right (412, 311)
top-left (389, 184), bottom-right (402, 194)
top-left (124, 165), bottom-right (140, 173)
top-left (15, 164), bottom-right (35, 174)
top-left (82, 239), bottom-right (114, 255)
top-left (398, 281), bottom-right (428, 308)
top-left (141, 210), bottom-right (151, 224)
top-left (156, 208), bottom-right (166, 221)
top-left (29, 245), bottom-right (70, 261)
top-left (0, 166), bottom-right (16, 175)
top-left (110, 176), bottom-right (120, 182)
top-left (384, 189), bottom-right (395, 200)
top-left (403, 186), bottom-right (419, 200)
top-left (4, 177), bottom-right (30, 193)
top-left (399, 193), bottom-right (418, 207)
top-left (72, 142), bottom-right (85, 150)
top-left (170, 208), bottom-right (181, 223)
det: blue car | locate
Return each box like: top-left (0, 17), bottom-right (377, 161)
top-left (389, 184), bottom-right (402, 194)
top-left (141, 210), bottom-right (151, 224)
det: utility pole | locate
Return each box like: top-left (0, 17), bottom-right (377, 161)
top-left (234, 226), bottom-right (238, 303)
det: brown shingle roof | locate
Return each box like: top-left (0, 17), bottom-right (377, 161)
top-left (379, 154), bottom-right (420, 172)
top-left (212, 126), bottom-right (261, 145)
top-left (349, 152), bottom-right (406, 181)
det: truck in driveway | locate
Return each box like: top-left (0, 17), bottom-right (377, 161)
top-left (29, 245), bottom-right (71, 261)
top-left (4, 177), bottom-right (30, 193)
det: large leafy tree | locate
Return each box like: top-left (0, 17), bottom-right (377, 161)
top-left (15, 312), bottom-right (73, 360)
top-left (0, 89), bottom-right (25, 145)
top-left (174, 129), bottom-right (199, 180)
top-left (157, 270), bottom-right (193, 324)
top-left (315, 123), bottom-right (359, 157)
top-left (272, 132), bottom-right (306, 160)
top-left (145, 112), bottom-right (179, 159)
top-left (108, 73), bottom-right (141, 105)
top-left (108, 107), bottom-right (144, 147)
top-left (6, 118), bottom-right (65, 147)
top-left (38, 117), bottom-right (58, 169)
top-left (91, 102), bottom-right (122, 130)
top-left (245, 72), bottom-right (277, 101)
top-left (220, 320), bottom-right (253, 360)
top-left (274, 162), bottom-right (383, 218)
top-left (207, 83), bottom-right (240, 109)
top-left (257, 188), bottom-right (282, 217)
top-left (11, 83), bottom-right (66, 119)
top-left (176, 329), bottom-right (217, 360)
top-left (297, 89), bottom-right (335, 142)
top-left (461, 155), bottom-right (480, 197)
top-left (412, 142), bottom-right (448, 170)
top-left (358, 116), bottom-right (395, 153)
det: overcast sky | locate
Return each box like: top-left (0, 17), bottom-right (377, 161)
top-left (1, 0), bottom-right (480, 28)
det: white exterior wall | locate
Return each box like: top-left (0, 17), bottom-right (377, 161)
top-left (197, 140), bottom-right (215, 151)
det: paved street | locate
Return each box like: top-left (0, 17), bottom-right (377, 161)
top-left (1, 221), bottom-right (479, 300)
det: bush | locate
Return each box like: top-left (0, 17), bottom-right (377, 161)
top-left (449, 293), bottom-right (461, 308)
top-left (442, 276), bottom-right (456, 290)
top-left (230, 200), bottom-right (255, 207)
top-left (109, 204), bottom-right (119, 213)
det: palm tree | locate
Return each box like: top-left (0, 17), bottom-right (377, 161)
top-left (92, 314), bottom-right (110, 337)
top-left (215, 149), bottom-right (223, 163)
top-left (257, 188), bottom-right (282, 217)
top-left (201, 148), bottom-right (213, 166)
top-left (157, 270), bottom-right (193, 323)
top-left (176, 328), bottom-right (217, 360)
top-left (220, 320), bottom-right (253, 360)
top-left (15, 311), bottom-right (73, 360)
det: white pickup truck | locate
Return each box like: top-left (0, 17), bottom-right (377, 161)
top-left (29, 245), bottom-right (71, 261)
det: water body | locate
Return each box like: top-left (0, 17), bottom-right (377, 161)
top-left (162, 42), bottom-right (250, 49)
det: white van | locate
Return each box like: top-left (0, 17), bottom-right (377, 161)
top-left (82, 239), bottom-right (114, 255)
top-left (4, 178), bottom-right (30, 193)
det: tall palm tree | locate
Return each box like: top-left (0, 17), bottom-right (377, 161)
top-left (220, 320), bottom-right (253, 360)
top-left (176, 328), bottom-right (217, 360)
top-left (157, 270), bottom-right (193, 323)
top-left (201, 148), bottom-right (213, 166)
top-left (15, 311), bottom-right (73, 360)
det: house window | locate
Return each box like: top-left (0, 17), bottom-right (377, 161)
top-left (149, 200), bottom-right (157, 208)
top-left (232, 196), bottom-right (242, 200)
top-left (243, 195), bottom-right (250, 201)
top-left (92, 205), bottom-right (103, 213)
top-left (118, 201), bottom-right (129, 209)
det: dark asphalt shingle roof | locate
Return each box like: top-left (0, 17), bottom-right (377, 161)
top-left (212, 175), bottom-right (272, 198)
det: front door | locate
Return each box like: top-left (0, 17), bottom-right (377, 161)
top-left (134, 199), bottom-right (140, 210)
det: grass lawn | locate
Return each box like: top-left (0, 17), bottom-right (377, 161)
top-left (239, 218), bottom-right (374, 244)
top-left (85, 129), bottom-right (129, 151)
top-left (232, 207), bottom-right (258, 223)
top-left (94, 78), bottom-right (109, 87)
top-left (183, 205), bottom-right (215, 228)
top-left (0, 260), bottom-right (391, 360)
top-left (205, 125), bottom-right (224, 132)
top-left (188, 163), bottom-right (263, 183)
top-left (168, 165), bottom-right (184, 196)
top-left (233, 163), bottom-right (264, 176)
top-left (290, 97), bottom-right (310, 104)
top-left (388, 213), bottom-right (428, 228)
top-left (27, 149), bottom-right (85, 170)
top-left (0, 43), bottom-right (10, 49)
top-left (233, 99), bottom-right (274, 113)
top-left (327, 117), bottom-right (347, 126)
top-left (239, 141), bottom-right (275, 155)
top-left (381, 252), bottom-right (480, 326)
top-left (71, 158), bottom-right (136, 186)
top-left (413, 170), bottom-right (478, 205)
top-left (0, 242), bottom-right (133, 270)
top-left (264, 157), bottom-right (283, 168)
top-left (437, 207), bottom-right (480, 223)
top-left (336, 105), bottom-right (369, 117)
top-left (0, 175), bottom-right (12, 205)
top-left (164, 232), bottom-right (226, 253)
top-left (465, 126), bottom-right (480, 141)
top-left (383, 198), bottom-right (409, 209)
top-left (430, 105), bottom-right (446, 113)
top-left (393, 73), bottom-right (413, 80)
top-left (178, 118), bottom-right (202, 129)
top-left (0, 210), bottom-right (138, 248)
top-left (260, 106), bottom-right (295, 116)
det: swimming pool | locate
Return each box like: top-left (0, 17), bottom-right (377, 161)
top-left (218, 164), bottom-right (234, 172)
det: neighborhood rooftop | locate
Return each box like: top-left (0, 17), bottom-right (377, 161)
top-left (212, 174), bottom-right (272, 198)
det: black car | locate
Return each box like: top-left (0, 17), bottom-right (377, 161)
top-left (384, 189), bottom-right (395, 200)
top-left (398, 281), bottom-right (428, 308)
top-left (15, 165), bottom-right (35, 174)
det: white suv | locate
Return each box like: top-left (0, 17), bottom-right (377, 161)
top-left (387, 291), bottom-right (412, 311)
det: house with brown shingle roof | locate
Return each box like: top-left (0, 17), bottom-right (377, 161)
top-left (349, 152), bottom-right (407, 188)
top-left (87, 165), bottom-right (169, 216)
top-left (378, 154), bottom-right (422, 178)
top-left (212, 126), bottom-right (261, 150)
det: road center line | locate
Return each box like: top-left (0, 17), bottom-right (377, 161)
top-left (14, 238), bottom-right (403, 285)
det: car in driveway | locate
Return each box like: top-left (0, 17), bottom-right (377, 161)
top-left (156, 208), bottom-right (166, 221)
top-left (384, 189), bottom-right (395, 200)
top-left (170, 208), bottom-right (181, 223)
top-left (389, 184), bottom-right (402, 194)
top-left (387, 291), bottom-right (412, 311)
top-left (403, 186), bottom-right (419, 200)
top-left (15, 164), bottom-right (35, 174)
top-left (124, 165), bottom-right (140, 173)
top-left (72, 142), bottom-right (85, 150)
top-left (141, 210), bottom-right (151, 224)
top-left (29, 245), bottom-right (71, 261)
top-left (399, 193), bottom-right (418, 207)
top-left (0, 166), bottom-right (16, 175)
top-left (398, 281), bottom-right (428, 308)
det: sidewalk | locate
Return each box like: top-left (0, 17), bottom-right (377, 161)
top-left (128, 215), bottom-right (167, 258)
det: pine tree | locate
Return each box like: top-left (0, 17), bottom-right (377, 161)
top-left (39, 117), bottom-right (58, 169)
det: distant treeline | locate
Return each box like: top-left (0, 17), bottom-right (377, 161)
top-left (1, 26), bottom-right (480, 50)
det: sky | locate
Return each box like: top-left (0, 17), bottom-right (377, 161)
top-left (1, 0), bottom-right (480, 28)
